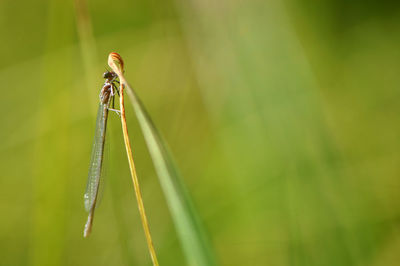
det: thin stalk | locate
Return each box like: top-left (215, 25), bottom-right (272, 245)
top-left (119, 78), bottom-right (159, 266)
top-left (108, 52), bottom-right (217, 266)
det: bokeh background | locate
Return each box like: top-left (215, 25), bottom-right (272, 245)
top-left (1, 0), bottom-right (400, 265)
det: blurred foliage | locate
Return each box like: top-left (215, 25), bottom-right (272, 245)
top-left (0, 0), bottom-right (399, 265)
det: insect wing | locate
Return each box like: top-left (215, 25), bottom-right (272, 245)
top-left (84, 103), bottom-right (108, 212)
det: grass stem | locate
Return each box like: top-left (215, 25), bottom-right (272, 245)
top-left (113, 55), bottom-right (159, 266)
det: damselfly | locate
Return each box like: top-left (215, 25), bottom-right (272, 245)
top-left (84, 71), bottom-right (119, 237)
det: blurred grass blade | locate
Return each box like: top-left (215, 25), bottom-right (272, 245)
top-left (125, 86), bottom-right (217, 266)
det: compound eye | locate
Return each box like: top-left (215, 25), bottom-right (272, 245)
top-left (103, 71), bottom-right (112, 78)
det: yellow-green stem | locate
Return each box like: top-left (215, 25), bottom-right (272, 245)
top-left (118, 75), bottom-right (159, 266)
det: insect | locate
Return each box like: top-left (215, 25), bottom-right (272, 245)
top-left (83, 70), bottom-right (120, 237)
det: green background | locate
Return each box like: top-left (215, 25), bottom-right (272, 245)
top-left (1, 0), bottom-right (399, 265)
